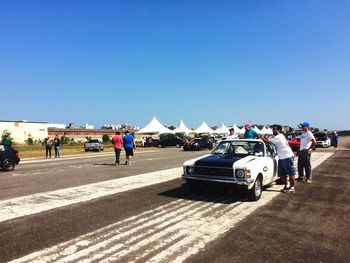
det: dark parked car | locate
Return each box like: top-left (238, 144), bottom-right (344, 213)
top-left (0, 144), bottom-right (20, 171)
top-left (183, 138), bottom-right (213, 151)
top-left (156, 137), bottom-right (186, 148)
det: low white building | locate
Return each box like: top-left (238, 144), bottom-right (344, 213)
top-left (0, 120), bottom-right (66, 144)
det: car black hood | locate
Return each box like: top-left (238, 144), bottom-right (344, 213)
top-left (195, 154), bottom-right (241, 168)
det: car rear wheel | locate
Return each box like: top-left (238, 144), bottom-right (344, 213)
top-left (248, 175), bottom-right (262, 201)
top-left (158, 144), bottom-right (162, 148)
top-left (2, 158), bottom-right (16, 171)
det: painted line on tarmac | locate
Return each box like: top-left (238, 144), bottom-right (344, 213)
top-left (6, 152), bottom-right (333, 263)
top-left (0, 167), bottom-right (183, 223)
top-left (0, 152), bottom-right (332, 224)
top-left (20, 150), bottom-right (160, 164)
top-left (8, 153), bottom-right (334, 263)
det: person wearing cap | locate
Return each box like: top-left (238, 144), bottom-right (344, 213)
top-left (226, 127), bottom-right (238, 140)
top-left (244, 124), bottom-right (259, 139)
top-left (261, 124), bottom-right (296, 193)
top-left (297, 122), bottom-right (316, 183)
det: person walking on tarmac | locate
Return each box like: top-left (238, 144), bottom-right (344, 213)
top-left (111, 132), bottom-right (123, 165)
top-left (123, 131), bottom-right (134, 165)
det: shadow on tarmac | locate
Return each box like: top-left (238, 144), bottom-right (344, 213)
top-left (158, 182), bottom-right (251, 204)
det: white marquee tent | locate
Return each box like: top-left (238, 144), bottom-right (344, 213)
top-left (193, 122), bottom-right (215, 134)
top-left (215, 123), bottom-right (229, 135)
top-left (173, 119), bottom-right (193, 135)
top-left (232, 124), bottom-right (243, 135)
top-left (260, 126), bottom-right (273, 135)
top-left (137, 117), bottom-right (174, 135)
top-left (253, 126), bottom-right (261, 134)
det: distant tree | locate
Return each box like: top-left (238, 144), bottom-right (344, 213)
top-left (102, 134), bottom-right (110, 143)
top-left (160, 133), bottom-right (176, 140)
top-left (24, 134), bottom-right (34, 145)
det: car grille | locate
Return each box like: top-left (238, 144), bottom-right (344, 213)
top-left (194, 166), bottom-right (233, 177)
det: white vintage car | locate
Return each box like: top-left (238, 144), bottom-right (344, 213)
top-left (182, 139), bottom-right (279, 201)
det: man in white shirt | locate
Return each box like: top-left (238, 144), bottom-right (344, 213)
top-left (297, 122), bottom-right (316, 183)
top-left (261, 124), bottom-right (296, 193)
top-left (226, 128), bottom-right (238, 140)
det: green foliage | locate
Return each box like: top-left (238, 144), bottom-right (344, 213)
top-left (175, 133), bottom-right (191, 141)
top-left (338, 130), bottom-right (350, 136)
top-left (160, 133), bottom-right (176, 140)
top-left (61, 135), bottom-right (74, 145)
top-left (24, 134), bottom-right (34, 145)
top-left (85, 136), bottom-right (91, 141)
top-left (102, 134), bottom-right (111, 143)
top-left (1, 130), bottom-right (12, 141)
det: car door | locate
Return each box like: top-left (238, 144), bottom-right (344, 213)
top-left (264, 144), bottom-right (278, 183)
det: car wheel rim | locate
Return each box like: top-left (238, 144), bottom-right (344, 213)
top-left (255, 179), bottom-right (262, 197)
top-left (3, 159), bottom-right (15, 170)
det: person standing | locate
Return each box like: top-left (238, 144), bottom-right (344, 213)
top-left (111, 132), bottom-right (123, 165)
top-left (123, 131), bottom-right (134, 165)
top-left (261, 125), bottom-right (296, 193)
top-left (53, 135), bottom-right (61, 158)
top-left (331, 131), bottom-right (339, 149)
top-left (2, 133), bottom-right (12, 146)
top-left (43, 137), bottom-right (53, 158)
top-left (244, 123), bottom-right (259, 139)
top-left (226, 128), bottom-right (238, 140)
top-left (297, 122), bottom-right (316, 183)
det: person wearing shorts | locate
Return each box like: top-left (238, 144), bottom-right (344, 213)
top-left (123, 131), bottom-right (134, 165)
top-left (261, 124), bottom-right (296, 193)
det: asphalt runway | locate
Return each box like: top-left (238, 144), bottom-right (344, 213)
top-left (0, 141), bottom-right (348, 263)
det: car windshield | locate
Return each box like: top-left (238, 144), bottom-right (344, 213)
top-left (315, 135), bottom-right (328, 140)
top-left (191, 139), bottom-right (202, 143)
top-left (89, 140), bottom-right (100, 143)
top-left (212, 141), bottom-right (265, 157)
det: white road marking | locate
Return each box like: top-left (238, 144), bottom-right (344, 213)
top-left (20, 150), bottom-right (160, 164)
top-left (6, 152), bottom-right (333, 263)
top-left (0, 167), bottom-right (183, 223)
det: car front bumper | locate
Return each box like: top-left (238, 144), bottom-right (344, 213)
top-left (182, 174), bottom-right (255, 187)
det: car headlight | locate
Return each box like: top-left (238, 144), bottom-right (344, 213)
top-left (186, 166), bottom-right (195, 175)
top-left (194, 143), bottom-right (198, 146)
top-left (236, 169), bottom-right (245, 179)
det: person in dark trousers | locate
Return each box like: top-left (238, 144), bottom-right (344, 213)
top-left (123, 131), bottom-right (134, 165)
top-left (53, 135), bottom-right (61, 158)
top-left (111, 132), bottom-right (123, 165)
top-left (43, 137), bottom-right (53, 158)
top-left (297, 122), bottom-right (316, 183)
top-left (331, 131), bottom-right (339, 149)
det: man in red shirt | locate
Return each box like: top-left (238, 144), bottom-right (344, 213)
top-left (111, 132), bottom-right (123, 165)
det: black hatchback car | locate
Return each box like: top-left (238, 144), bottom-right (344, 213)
top-left (183, 138), bottom-right (213, 151)
top-left (156, 137), bottom-right (186, 148)
top-left (0, 144), bottom-right (20, 171)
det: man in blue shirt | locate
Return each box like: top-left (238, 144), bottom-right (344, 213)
top-left (244, 123), bottom-right (259, 139)
top-left (123, 131), bottom-right (134, 165)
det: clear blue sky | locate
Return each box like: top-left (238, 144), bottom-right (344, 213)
top-left (1, 1), bottom-right (349, 130)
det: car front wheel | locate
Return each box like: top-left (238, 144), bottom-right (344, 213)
top-left (2, 158), bottom-right (16, 171)
top-left (248, 176), bottom-right (262, 201)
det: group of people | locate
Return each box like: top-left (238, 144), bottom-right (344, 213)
top-left (111, 130), bottom-right (135, 165)
top-left (227, 122), bottom-right (319, 193)
top-left (43, 135), bottom-right (61, 158)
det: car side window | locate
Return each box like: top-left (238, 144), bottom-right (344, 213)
top-left (266, 144), bottom-right (277, 157)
